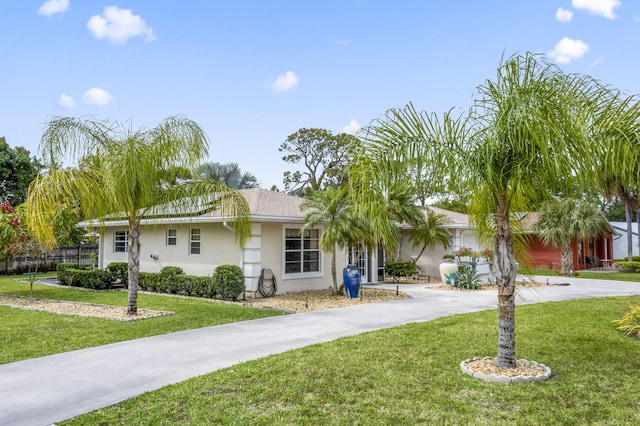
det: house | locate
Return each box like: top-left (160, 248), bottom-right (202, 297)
top-left (95, 188), bottom-right (347, 296)
top-left (94, 187), bottom-right (485, 292)
top-left (519, 212), bottom-right (616, 271)
top-left (610, 222), bottom-right (639, 260)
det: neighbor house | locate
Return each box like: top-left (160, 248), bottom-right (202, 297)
top-left (519, 212), bottom-right (616, 271)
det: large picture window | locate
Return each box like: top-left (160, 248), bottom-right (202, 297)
top-left (190, 228), bottom-right (201, 255)
top-left (284, 227), bottom-right (320, 276)
top-left (114, 230), bottom-right (129, 253)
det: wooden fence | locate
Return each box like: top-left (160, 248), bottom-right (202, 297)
top-left (0, 244), bottom-right (99, 275)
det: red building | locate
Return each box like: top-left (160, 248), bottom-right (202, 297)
top-left (520, 212), bottom-right (615, 272)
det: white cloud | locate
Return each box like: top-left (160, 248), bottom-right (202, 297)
top-left (335, 39), bottom-right (352, 46)
top-left (87, 6), bottom-right (155, 43)
top-left (341, 119), bottom-right (361, 134)
top-left (634, 15), bottom-right (640, 22)
top-left (82, 88), bottom-right (113, 106)
top-left (267, 71), bottom-right (299, 92)
top-left (556, 8), bottom-right (574, 22)
top-left (59, 93), bottom-right (75, 109)
top-left (572, 0), bottom-right (621, 19)
top-left (549, 37), bottom-right (589, 64)
top-left (37, 0), bottom-right (69, 17)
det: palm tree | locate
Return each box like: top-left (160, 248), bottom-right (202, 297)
top-left (198, 162), bottom-right (259, 189)
top-left (409, 208), bottom-right (451, 265)
top-left (534, 199), bottom-right (609, 276)
top-left (26, 116), bottom-right (251, 315)
top-left (300, 187), bottom-right (367, 294)
top-left (350, 53), bottom-right (598, 368)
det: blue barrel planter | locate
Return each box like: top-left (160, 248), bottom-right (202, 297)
top-left (343, 265), bottom-right (361, 299)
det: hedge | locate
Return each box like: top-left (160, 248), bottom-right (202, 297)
top-left (138, 270), bottom-right (216, 298)
top-left (615, 261), bottom-right (640, 273)
top-left (57, 268), bottom-right (113, 290)
top-left (384, 261), bottom-right (418, 283)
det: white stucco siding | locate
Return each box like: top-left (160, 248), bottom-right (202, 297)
top-left (101, 223), bottom-right (242, 276)
top-left (398, 231), bottom-right (449, 278)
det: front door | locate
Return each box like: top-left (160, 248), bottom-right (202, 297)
top-left (349, 243), bottom-right (368, 283)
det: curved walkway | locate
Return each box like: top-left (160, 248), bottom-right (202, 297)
top-left (1, 276), bottom-right (639, 425)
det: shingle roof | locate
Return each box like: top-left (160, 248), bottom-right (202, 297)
top-left (239, 188), bottom-right (306, 219)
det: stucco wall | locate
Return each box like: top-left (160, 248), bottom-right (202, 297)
top-left (398, 230), bottom-right (449, 278)
top-left (102, 223), bottom-right (241, 276)
top-left (102, 221), bottom-right (345, 294)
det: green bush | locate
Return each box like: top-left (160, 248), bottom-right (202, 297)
top-left (384, 261), bottom-right (418, 282)
top-left (612, 304), bottom-right (640, 339)
top-left (633, 256), bottom-right (640, 263)
top-left (455, 266), bottom-right (482, 290)
top-left (58, 268), bottom-right (113, 290)
top-left (137, 270), bottom-right (215, 298)
top-left (56, 263), bottom-right (79, 283)
top-left (107, 262), bottom-right (128, 285)
top-left (615, 261), bottom-right (640, 273)
top-left (213, 265), bottom-right (245, 300)
top-left (161, 266), bottom-right (184, 276)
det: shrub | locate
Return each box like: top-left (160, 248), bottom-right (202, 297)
top-left (442, 254), bottom-right (455, 261)
top-left (160, 266), bottom-right (184, 276)
top-left (58, 268), bottom-right (113, 290)
top-left (213, 265), bottom-right (245, 300)
top-left (137, 270), bottom-right (215, 298)
top-left (615, 261), bottom-right (640, 273)
top-left (612, 304), bottom-right (640, 339)
top-left (455, 266), bottom-right (482, 290)
top-left (384, 261), bottom-right (418, 282)
top-left (107, 262), bottom-right (128, 285)
top-left (56, 263), bottom-right (79, 283)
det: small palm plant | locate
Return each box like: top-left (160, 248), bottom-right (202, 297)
top-left (612, 304), bottom-right (640, 339)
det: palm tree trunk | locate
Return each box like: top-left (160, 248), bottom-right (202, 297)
top-left (495, 196), bottom-right (517, 368)
top-left (127, 221), bottom-right (141, 315)
top-left (560, 243), bottom-right (573, 276)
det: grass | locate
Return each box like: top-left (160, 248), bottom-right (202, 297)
top-left (62, 296), bottom-right (640, 425)
top-left (0, 274), bottom-right (286, 364)
top-left (527, 268), bottom-right (640, 282)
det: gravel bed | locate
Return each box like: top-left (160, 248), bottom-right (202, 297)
top-left (248, 288), bottom-right (410, 312)
top-left (0, 294), bottom-right (173, 321)
top-left (461, 357), bottom-right (552, 383)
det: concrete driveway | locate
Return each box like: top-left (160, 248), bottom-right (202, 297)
top-left (1, 275), bottom-right (639, 425)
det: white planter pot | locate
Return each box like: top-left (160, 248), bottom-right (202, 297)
top-left (439, 262), bottom-right (458, 284)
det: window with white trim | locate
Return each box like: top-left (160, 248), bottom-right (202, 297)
top-left (190, 228), bottom-right (201, 255)
top-left (167, 229), bottom-right (177, 246)
top-left (114, 230), bottom-right (129, 253)
top-left (284, 227), bottom-right (320, 275)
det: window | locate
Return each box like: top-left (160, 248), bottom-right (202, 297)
top-left (167, 229), bottom-right (177, 246)
top-left (114, 230), bottom-right (129, 253)
top-left (190, 229), bottom-right (201, 255)
top-left (284, 227), bottom-right (320, 275)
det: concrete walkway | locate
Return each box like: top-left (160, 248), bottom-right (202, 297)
top-left (1, 276), bottom-right (639, 425)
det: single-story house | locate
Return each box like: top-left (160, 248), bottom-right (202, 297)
top-left (95, 189), bottom-right (347, 295)
top-left (519, 212), bottom-right (616, 270)
top-left (93, 189), bottom-right (478, 294)
top-left (610, 221), bottom-right (639, 260)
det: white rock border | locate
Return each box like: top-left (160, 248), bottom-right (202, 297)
top-left (460, 356), bottom-right (552, 383)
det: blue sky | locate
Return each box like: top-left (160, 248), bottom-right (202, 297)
top-left (1, 0), bottom-right (639, 189)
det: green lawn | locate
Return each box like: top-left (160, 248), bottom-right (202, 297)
top-left (62, 296), bottom-right (640, 425)
top-left (527, 268), bottom-right (640, 282)
top-left (0, 274), bottom-right (286, 364)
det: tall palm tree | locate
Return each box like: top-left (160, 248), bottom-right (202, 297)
top-left (409, 208), bottom-right (451, 265)
top-left (534, 199), bottom-right (609, 276)
top-left (26, 116), bottom-right (251, 315)
top-left (350, 53), bottom-right (597, 368)
top-left (198, 162), bottom-right (259, 189)
top-left (301, 187), bottom-right (367, 294)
